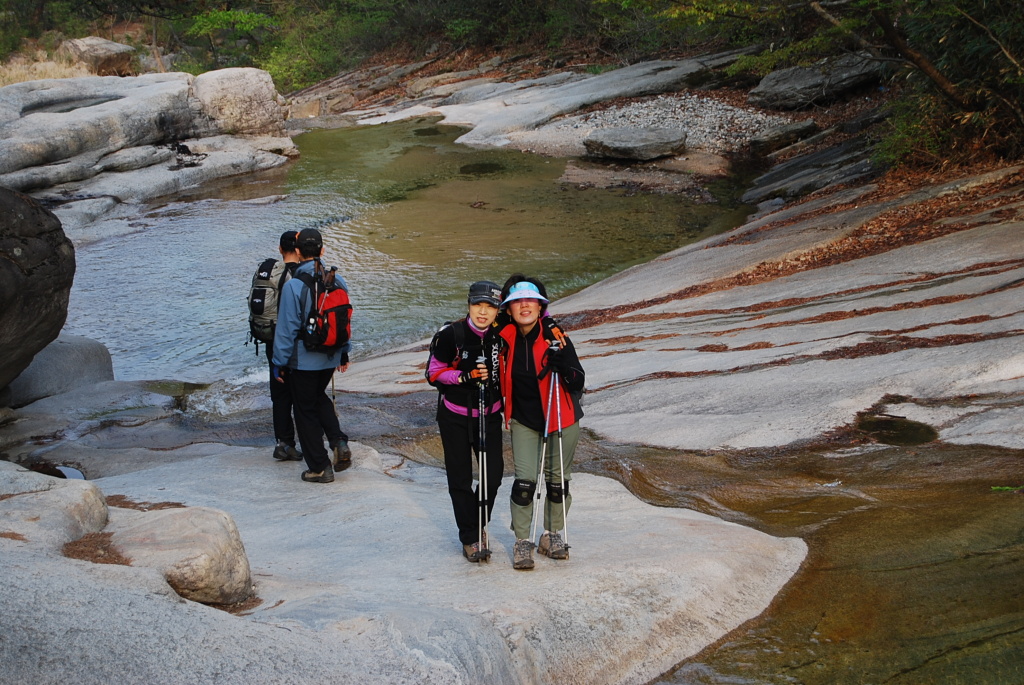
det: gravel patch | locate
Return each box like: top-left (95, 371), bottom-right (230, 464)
top-left (551, 92), bottom-right (793, 155)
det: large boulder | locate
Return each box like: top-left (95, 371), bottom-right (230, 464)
top-left (57, 36), bottom-right (135, 76)
top-left (192, 68), bottom-right (286, 136)
top-left (0, 73), bottom-right (204, 181)
top-left (0, 461), bottom-right (108, 551)
top-left (584, 127), bottom-right (688, 161)
top-left (107, 506), bottom-right (253, 604)
top-left (0, 188), bottom-right (75, 394)
top-left (2, 334), bottom-right (113, 408)
top-left (0, 70), bottom-right (294, 201)
top-left (748, 52), bottom-right (886, 110)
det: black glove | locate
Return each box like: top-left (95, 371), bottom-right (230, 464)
top-left (459, 368), bottom-right (486, 384)
top-left (545, 346), bottom-right (571, 375)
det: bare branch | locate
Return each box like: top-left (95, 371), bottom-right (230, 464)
top-left (809, 1), bottom-right (884, 59)
top-left (870, 8), bottom-right (978, 111)
top-left (953, 6), bottom-right (1024, 75)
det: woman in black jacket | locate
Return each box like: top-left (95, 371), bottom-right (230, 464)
top-left (426, 281), bottom-right (505, 562)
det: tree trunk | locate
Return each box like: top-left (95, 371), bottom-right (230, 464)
top-left (871, 8), bottom-right (979, 111)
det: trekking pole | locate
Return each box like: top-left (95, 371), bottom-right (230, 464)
top-left (331, 374), bottom-right (338, 418)
top-left (552, 367), bottom-right (569, 551)
top-left (475, 355), bottom-right (491, 562)
top-left (530, 376), bottom-right (557, 544)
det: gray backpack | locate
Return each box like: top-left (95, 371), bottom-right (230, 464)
top-left (248, 257), bottom-right (290, 347)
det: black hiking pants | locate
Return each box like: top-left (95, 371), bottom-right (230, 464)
top-left (287, 367), bottom-right (347, 473)
top-left (265, 342), bottom-right (296, 446)
top-left (437, 404), bottom-right (504, 545)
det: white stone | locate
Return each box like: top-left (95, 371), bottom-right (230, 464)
top-left (192, 67), bottom-right (286, 135)
top-left (107, 505), bottom-right (252, 604)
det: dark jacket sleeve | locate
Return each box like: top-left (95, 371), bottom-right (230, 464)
top-left (556, 339), bottom-right (585, 394)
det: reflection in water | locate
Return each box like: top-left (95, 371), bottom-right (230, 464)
top-left (578, 441), bottom-right (1024, 684)
top-left (64, 118), bottom-right (748, 383)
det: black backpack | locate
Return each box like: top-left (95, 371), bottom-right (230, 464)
top-left (425, 320), bottom-right (468, 387)
top-left (247, 258), bottom-right (290, 350)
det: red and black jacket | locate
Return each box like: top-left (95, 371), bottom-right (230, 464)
top-left (498, 319), bottom-right (584, 432)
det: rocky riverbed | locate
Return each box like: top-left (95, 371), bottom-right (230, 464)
top-left (2, 51), bottom-right (1023, 683)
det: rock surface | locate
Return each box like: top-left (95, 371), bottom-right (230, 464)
top-left (583, 126), bottom-right (687, 161)
top-left (0, 427), bottom-right (804, 684)
top-left (0, 69), bottom-right (296, 210)
top-left (0, 461), bottom-right (107, 550)
top-left (358, 51), bottom-right (753, 150)
top-left (191, 67), bottom-right (286, 135)
top-left (3, 334), bottom-right (113, 407)
top-left (0, 188), bottom-right (75, 394)
top-left (747, 51), bottom-right (886, 110)
top-left (344, 165), bottom-right (1024, 452)
top-left (107, 505), bottom-right (253, 604)
top-left (57, 36), bottom-right (135, 76)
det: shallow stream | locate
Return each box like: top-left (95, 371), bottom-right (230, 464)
top-left (63, 118), bottom-right (745, 383)
top-left (579, 439), bottom-right (1024, 684)
top-left (59, 119), bottom-right (1023, 682)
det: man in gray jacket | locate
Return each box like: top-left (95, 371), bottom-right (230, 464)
top-left (271, 228), bottom-right (351, 483)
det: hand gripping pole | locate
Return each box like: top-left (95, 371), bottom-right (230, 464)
top-left (474, 356), bottom-right (491, 561)
top-left (552, 367), bottom-right (569, 550)
top-left (530, 374), bottom-right (558, 545)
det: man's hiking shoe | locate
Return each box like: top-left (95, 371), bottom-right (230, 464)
top-left (537, 531), bottom-right (569, 560)
top-left (513, 538), bottom-right (534, 570)
top-left (273, 442), bottom-right (302, 461)
top-left (301, 466), bottom-right (335, 483)
top-left (332, 441), bottom-right (352, 471)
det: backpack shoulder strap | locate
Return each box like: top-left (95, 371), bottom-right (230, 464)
top-left (451, 319), bottom-right (465, 354)
top-left (254, 257), bottom-right (278, 283)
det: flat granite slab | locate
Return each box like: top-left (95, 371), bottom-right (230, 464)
top-left (0, 444), bottom-right (805, 684)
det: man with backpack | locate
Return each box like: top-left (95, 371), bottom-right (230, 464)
top-left (249, 230), bottom-right (303, 462)
top-left (271, 228), bottom-right (353, 483)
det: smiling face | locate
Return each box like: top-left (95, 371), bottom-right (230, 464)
top-left (509, 298), bottom-right (541, 333)
top-left (468, 301), bottom-right (498, 329)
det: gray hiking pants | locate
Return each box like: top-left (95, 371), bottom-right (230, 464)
top-left (509, 418), bottom-right (580, 540)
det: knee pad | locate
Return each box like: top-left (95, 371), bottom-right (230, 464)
top-left (546, 481), bottom-right (568, 503)
top-left (511, 478), bottom-right (536, 506)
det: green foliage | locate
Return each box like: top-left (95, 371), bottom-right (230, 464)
top-left (256, 8), bottom-right (373, 93)
top-left (726, 31), bottom-right (844, 78)
top-left (443, 18), bottom-right (481, 43)
top-left (186, 9), bottom-right (275, 41)
top-left (1, 0), bottom-right (1021, 164)
top-left (874, 93), bottom-right (954, 168)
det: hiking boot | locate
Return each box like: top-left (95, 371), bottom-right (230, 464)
top-left (272, 441), bottom-right (302, 461)
top-left (301, 466), bottom-right (335, 483)
top-left (512, 538), bottom-right (534, 570)
top-left (537, 531), bottom-right (569, 560)
top-left (463, 542), bottom-right (482, 562)
top-left (462, 530), bottom-right (491, 563)
top-left (331, 441), bottom-right (352, 470)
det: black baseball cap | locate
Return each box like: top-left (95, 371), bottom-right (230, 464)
top-left (296, 228), bottom-right (323, 251)
top-left (468, 280), bottom-right (502, 307)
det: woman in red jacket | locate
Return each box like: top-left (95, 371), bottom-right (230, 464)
top-left (497, 274), bottom-right (585, 570)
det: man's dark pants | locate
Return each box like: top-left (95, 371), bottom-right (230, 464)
top-left (286, 367), bottom-right (347, 473)
top-left (265, 342), bottom-right (295, 447)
